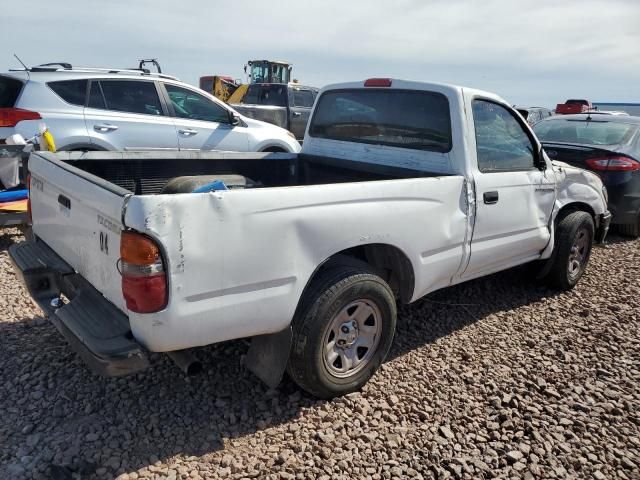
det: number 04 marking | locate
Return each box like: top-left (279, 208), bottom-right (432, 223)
top-left (99, 231), bottom-right (109, 255)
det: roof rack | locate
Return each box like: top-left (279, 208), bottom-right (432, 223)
top-left (15, 62), bottom-right (179, 81)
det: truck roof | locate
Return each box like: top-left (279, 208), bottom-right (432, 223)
top-left (319, 78), bottom-right (508, 105)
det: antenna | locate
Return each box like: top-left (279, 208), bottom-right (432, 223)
top-left (13, 54), bottom-right (30, 79)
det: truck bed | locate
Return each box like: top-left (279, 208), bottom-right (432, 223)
top-left (50, 150), bottom-right (446, 195)
top-left (26, 150), bottom-right (466, 351)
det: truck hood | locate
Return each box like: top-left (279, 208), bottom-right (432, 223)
top-left (552, 160), bottom-right (608, 212)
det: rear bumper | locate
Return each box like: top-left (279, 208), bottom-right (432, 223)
top-left (0, 211), bottom-right (27, 227)
top-left (9, 238), bottom-right (149, 377)
top-left (604, 172), bottom-right (640, 226)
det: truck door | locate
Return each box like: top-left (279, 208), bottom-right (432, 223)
top-left (288, 87), bottom-right (316, 140)
top-left (462, 99), bottom-right (556, 279)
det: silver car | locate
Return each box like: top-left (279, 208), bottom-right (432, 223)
top-left (0, 63), bottom-right (301, 153)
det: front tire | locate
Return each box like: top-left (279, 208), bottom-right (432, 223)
top-left (546, 211), bottom-right (594, 290)
top-left (287, 265), bottom-right (397, 399)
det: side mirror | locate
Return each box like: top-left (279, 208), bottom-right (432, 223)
top-left (537, 145), bottom-right (547, 171)
top-left (230, 113), bottom-right (241, 126)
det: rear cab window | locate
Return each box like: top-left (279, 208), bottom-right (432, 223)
top-left (308, 89), bottom-right (452, 152)
top-left (47, 80), bottom-right (88, 106)
top-left (0, 76), bottom-right (24, 108)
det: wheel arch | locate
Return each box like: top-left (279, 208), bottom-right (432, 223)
top-left (302, 243), bottom-right (415, 306)
top-left (556, 201), bottom-right (596, 224)
top-left (260, 145), bottom-right (288, 153)
top-left (58, 142), bottom-right (107, 152)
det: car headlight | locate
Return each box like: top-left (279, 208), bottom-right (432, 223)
top-left (602, 185), bottom-right (608, 203)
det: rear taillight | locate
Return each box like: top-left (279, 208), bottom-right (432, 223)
top-left (0, 108), bottom-right (42, 128)
top-left (585, 156), bottom-right (640, 172)
top-left (26, 174), bottom-right (32, 224)
top-left (120, 231), bottom-right (167, 313)
top-left (364, 78), bottom-right (392, 87)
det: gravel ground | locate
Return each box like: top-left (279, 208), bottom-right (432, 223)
top-left (0, 227), bottom-right (638, 480)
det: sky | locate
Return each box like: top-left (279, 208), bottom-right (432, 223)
top-left (2, 0), bottom-right (639, 107)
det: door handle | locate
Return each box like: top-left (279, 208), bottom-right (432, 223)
top-left (292, 112), bottom-right (302, 117)
top-left (483, 191), bottom-right (499, 204)
top-left (93, 124), bottom-right (118, 132)
top-left (178, 129), bottom-right (199, 136)
top-left (58, 194), bottom-right (71, 209)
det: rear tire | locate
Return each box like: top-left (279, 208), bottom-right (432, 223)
top-left (546, 211), bottom-right (594, 290)
top-left (287, 264), bottom-right (396, 399)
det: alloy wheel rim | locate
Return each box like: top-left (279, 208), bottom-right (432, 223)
top-left (322, 299), bottom-right (382, 378)
top-left (568, 227), bottom-right (589, 279)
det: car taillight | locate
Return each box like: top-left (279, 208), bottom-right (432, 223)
top-left (120, 231), bottom-right (167, 313)
top-left (26, 174), bottom-right (32, 224)
top-left (364, 78), bottom-right (392, 87)
top-left (0, 108), bottom-right (42, 127)
top-left (585, 156), bottom-right (640, 172)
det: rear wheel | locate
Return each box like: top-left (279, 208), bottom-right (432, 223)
top-left (287, 264), bottom-right (396, 399)
top-left (546, 211), bottom-right (594, 290)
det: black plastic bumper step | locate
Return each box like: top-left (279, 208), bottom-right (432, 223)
top-left (10, 239), bottom-right (74, 275)
top-left (9, 239), bottom-right (149, 377)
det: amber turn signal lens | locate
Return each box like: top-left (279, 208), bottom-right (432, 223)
top-left (120, 231), bottom-right (161, 266)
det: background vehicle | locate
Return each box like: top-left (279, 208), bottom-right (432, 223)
top-left (0, 124), bottom-right (56, 227)
top-left (199, 59), bottom-right (294, 104)
top-left (534, 114), bottom-right (640, 237)
top-left (11, 79), bottom-right (609, 399)
top-left (556, 99), bottom-right (592, 115)
top-left (231, 83), bottom-right (319, 140)
top-left (0, 63), bottom-right (300, 153)
top-left (593, 102), bottom-right (640, 116)
top-left (515, 106), bottom-right (553, 126)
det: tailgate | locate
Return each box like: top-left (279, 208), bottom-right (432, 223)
top-left (28, 152), bottom-right (130, 311)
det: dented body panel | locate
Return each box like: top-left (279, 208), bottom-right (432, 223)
top-left (123, 176), bottom-right (468, 350)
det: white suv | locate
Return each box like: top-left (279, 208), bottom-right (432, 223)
top-left (0, 63), bottom-right (301, 153)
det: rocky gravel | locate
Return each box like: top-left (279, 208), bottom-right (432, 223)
top-left (0, 227), bottom-right (639, 480)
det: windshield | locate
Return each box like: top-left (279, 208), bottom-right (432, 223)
top-left (534, 119), bottom-right (639, 146)
top-left (249, 63), bottom-right (290, 84)
top-left (309, 89), bottom-right (452, 152)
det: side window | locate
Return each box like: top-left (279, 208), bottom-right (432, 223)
top-left (165, 84), bottom-right (230, 123)
top-left (99, 80), bottom-right (163, 116)
top-left (47, 80), bottom-right (88, 106)
top-left (292, 89), bottom-right (314, 108)
top-left (88, 81), bottom-right (106, 109)
top-left (472, 100), bottom-right (536, 172)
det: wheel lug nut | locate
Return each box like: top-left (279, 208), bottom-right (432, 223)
top-left (341, 326), bottom-right (349, 333)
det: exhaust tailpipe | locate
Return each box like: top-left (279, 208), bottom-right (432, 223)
top-left (167, 350), bottom-right (203, 375)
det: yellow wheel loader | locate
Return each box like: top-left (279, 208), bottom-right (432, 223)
top-left (199, 60), bottom-right (293, 103)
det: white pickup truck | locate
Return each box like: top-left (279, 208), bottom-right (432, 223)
top-left (10, 78), bottom-right (611, 399)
